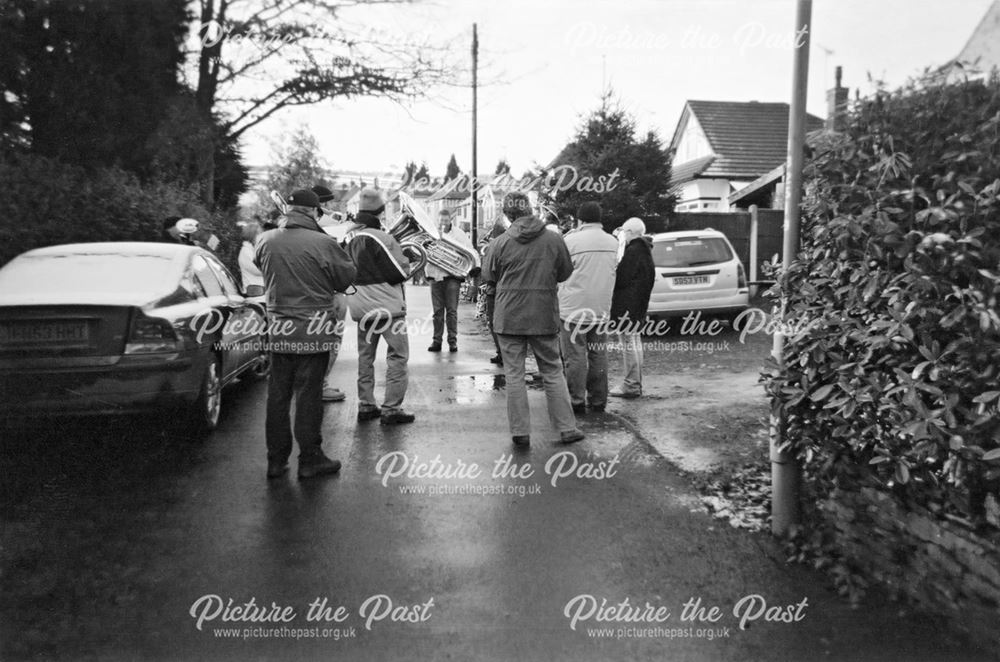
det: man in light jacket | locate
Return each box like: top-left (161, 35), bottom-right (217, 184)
top-left (426, 208), bottom-right (475, 353)
top-left (345, 189), bottom-right (418, 425)
top-left (482, 192), bottom-right (583, 447)
top-left (255, 189), bottom-right (357, 480)
top-left (558, 202), bottom-right (619, 413)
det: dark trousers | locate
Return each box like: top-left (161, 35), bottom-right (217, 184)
top-left (430, 277), bottom-right (461, 345)
top-left (266, 352), bottom-right (329, 464)
top-left (485, 292), bottom-right (501, 356)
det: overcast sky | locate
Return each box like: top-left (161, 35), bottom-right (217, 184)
top-left (232, 0), bottom-right (994, 177)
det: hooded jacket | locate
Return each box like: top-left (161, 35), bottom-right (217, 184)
top-left (610, 236), bottom-right (656, 325)
top-left (482, 215), bottom-right (573, 335)
top-left (345, 211), bottom-right (413, 324)
top-left (558, 222), bottom-right (619, 324)
top-left (254, 207), bottom-right (357, 353)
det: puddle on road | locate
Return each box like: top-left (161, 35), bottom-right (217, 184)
top-left (446, 373), bottom-right (546, 394)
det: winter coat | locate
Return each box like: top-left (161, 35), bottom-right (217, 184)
top-left (254, 207), bottom-right (357, 353)
top-left (482, 215), bottom-right (573, 335)
top-left (345, 212), bottom-right (414, 324)
top-left (558, 222), bottom-right (619, 324)
top-left (610, 236), bottom-right (656, 326)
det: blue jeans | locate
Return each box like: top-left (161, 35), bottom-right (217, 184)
top-left (430, 277), bottom-right (461, 345)
top-left (266, 352), bottom-right (329, 464)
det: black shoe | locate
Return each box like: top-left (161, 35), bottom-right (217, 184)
top-left (589, 404), bottom-right (606, 413)
top-left (380, 410), bottom-right (416, 425)
top-left (512, 435), bottom-right (530, 447)
top-left (489, 354), bottom-right (503, 365)
top-left (298, 454), bottom-right (341, 479)
top-left (449, 344), bottom-right (458, 353)
top-left (266, 462), bottom-right (288, 479)
top-left (357, 406), bottom-right (382, 422)
top-left (428, 343), bottom-right (442, 352)
top-left (560, 429), bottom-right (585, 444)
top-left (572, 403), bottom-right (587, 415)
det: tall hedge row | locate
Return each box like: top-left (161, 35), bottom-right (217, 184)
top-left (0, 153), bottom-right (242, 277)
top-left (766, 72), bottom-right (1000, 530)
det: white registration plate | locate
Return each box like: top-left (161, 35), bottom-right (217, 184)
top-left (672, 276), bottom-right (710, 286)
top-left (0, 321), bottom-right (90, 346)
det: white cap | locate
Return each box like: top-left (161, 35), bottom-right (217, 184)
top-left (175, 218), bottom-right (199, 234)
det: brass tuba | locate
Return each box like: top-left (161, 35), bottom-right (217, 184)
top-left (388, 192), bottom-right (480, 278)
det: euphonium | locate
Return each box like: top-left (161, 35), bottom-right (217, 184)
top-left (388, 192), bottom-right (480, 278)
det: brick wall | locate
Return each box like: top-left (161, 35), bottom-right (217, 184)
top-left (821, 485), bottom-right (1000, 651)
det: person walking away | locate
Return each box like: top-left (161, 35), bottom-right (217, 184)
top-left (610, 217), bottom-right (655, 398)
top-left (426, 208), bottom-right (475, 353)
top-left (558, 202), bottom-right (618, 414)
top-left (345, 189), bottom-right (418, 425)
top-left (255, 189), bottom-right (357, 480)
top-left (482, 192), bottom-right (583, 447)
top-left (312, 185), bottom-right (350, 403)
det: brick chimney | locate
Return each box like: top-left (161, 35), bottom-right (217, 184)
top-left (826, 66), bottom-right (849, 131)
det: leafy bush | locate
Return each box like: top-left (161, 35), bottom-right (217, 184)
top-left (765, 71), bottom-right (1000, 530)
top-left (0, 153), bottom-right (242, 277)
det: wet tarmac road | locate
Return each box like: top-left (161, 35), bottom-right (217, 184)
top-left (0, 287), bottom-right (990, 661)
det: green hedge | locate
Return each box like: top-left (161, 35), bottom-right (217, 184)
top-left (766, 72), bottom-right (1000, 531)
top-left (0, 153), bottom-right (242, 278)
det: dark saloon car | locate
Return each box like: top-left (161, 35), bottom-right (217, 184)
top-left (0, 242), bottom-right (268, 434)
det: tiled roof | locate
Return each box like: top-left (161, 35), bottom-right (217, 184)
top-left (676, 100), bottom-right (824, 180)
top-left (670, 155), bottom-right (716, 185)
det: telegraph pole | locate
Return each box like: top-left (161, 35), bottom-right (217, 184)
top-left (771, 0), bottom-right (811, 536)
top-left (471, 23), bottom-right (479, 246)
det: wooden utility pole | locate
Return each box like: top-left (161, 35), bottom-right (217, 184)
top-left (771, 0), bottom-right (811, 536)
top-left (471, 23), bottom-right (479, 246)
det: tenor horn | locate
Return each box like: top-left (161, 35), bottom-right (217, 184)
top-left (269, 190), bottom-right (288, 216)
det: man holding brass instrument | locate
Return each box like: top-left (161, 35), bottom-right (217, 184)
top-left (345, 189), bottom-right (419, 425)
top-left (426, 208), bottom-right (474, 353)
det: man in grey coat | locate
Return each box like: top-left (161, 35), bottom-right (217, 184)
top-left (482, 192), bottom-right (583, 446)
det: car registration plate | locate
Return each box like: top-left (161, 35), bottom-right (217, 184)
top-left (672, 276), bottom-right (710, 286)
top-left (0, 321), bottom-right (90, 346)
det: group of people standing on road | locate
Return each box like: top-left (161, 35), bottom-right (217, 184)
top-left (481, 193), bottom-right (655, 447)
top-left (246, 183), bottom-right (655, 480)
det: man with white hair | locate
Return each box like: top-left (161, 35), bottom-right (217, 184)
top-left (610, 217), bottom-right (656, 398)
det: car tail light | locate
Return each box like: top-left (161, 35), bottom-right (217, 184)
top-left (125, 313), bottom-right (180, 354)
top-left (737, 263), bottom-right (747, 289)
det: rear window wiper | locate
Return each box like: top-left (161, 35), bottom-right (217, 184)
top-left (684, 260), bottom-right (720, 267)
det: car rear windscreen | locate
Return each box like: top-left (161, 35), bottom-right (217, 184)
top-left (0, 252), bottom-right (176, 297)
top-left (652, 237), bottom-right (734, 268)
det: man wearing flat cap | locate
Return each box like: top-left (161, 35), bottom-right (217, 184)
top-left (255, 188), bottom-right (357, 480)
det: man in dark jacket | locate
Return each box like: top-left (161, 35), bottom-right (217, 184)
top-left (482, 192), bottom-right (583, 446)
top-left (255, 189), bottom-right (357, 479)
top-left (610, 217), bottom-right (656, 398)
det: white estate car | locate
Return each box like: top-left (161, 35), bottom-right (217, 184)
top-left (647, 228), bottom-right (750, 318)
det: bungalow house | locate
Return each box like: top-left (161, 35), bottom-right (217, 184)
top-left (668, 99), bottom-right (824, 212)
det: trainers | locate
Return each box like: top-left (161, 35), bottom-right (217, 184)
top-left (357, 406), bottom-right (382, 422)
top-left (560, 429), bottom-right (585, 444)
top-left (380, 410), bottom-right (416, 425)
top-left (512, 435), bottom-right (530, 447)
top-left (428, 343), bottom-right (442, 352)
top-left (610, 388), bottom-right (641, 399)
top-left (322, 387), bottom-right (346, 402)
top-left (266, 462), bottom-right (288, 479)
top-left (298, 454), bottom-right (342, 479)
